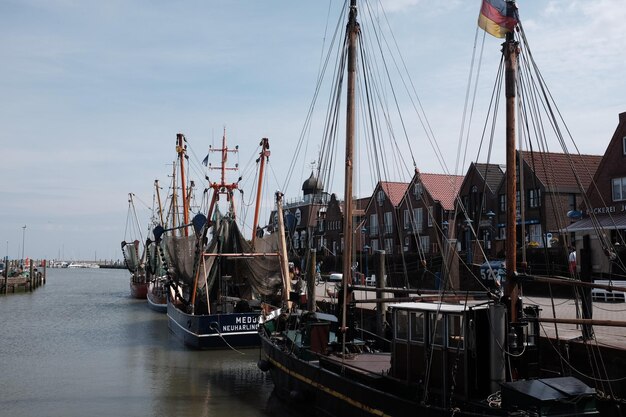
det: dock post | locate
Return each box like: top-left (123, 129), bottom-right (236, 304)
top-left (375, 250), bottom-right (387, 338)
top-left (307, 249), bottom-right (317, 312)
top-left (3, 256), bottom-right (7, 295)
top-left (43, 259), bottom-right (47, 284)
top-left (29, 262), bottom-right (34, 292)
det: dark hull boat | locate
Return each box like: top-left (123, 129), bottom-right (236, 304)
top-left (260, 304), bottom-right (598, 417)
top-left (158, 134), bottom-right (284, 349)
top-left (168, 301), bottom-right (260, 349)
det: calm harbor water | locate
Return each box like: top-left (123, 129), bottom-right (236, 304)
top-left (0, 268), bottom-right (285, 417)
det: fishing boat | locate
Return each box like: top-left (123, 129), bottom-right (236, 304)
top-left (156, 134), bottom-right (286, 349)
top-left (258, 1), bottom-right (622, 415)
top-left (122, 193), bottom-right (148, 299)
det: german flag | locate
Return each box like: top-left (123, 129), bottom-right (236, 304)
top-left (478, 0), bottom-right (518, 38)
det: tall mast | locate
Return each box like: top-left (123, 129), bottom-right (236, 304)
top-left (503, 30), bottom-right (519, 322)
top-left (341, 0), bottom-right (359, 345)
top-left (252, 138), bottom-right (270, 249)
top-left (177, 133), bottom-right (189, 236)
top-left (154, 180), bottom-right (165, 226)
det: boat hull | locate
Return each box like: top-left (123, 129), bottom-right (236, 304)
top-left (130, 281), bottom-right (148, 299)
top-left (146, 281), bottom-right (167, 313)
top-left (167, 299), bottom-right (260, 349)
top-left (260, 332), bottom-right (425, 417)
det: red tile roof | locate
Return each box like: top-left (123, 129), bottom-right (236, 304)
top-left (420, 173), bottom-right (464, 210)
top-left (380, 181), bottom-right (409, 207)
top-left (519, 151), bottom-right (602, 191)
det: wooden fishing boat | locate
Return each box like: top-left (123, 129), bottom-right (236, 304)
top-left (258, 1), bottom-right (620, 415)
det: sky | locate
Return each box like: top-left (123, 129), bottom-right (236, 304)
top-left (1, 0), bottom-right (624, 261)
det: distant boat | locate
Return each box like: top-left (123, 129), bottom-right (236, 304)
top-left (157, 133), bottom-right (285, 349)
top-left (146, 238), bottom-right (167, 313)
top-left (67, 262), bottom-right (100, 269)
top-left (122, 193), bottom-right (148, 299)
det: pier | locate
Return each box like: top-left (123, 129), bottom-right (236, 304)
top-left (1, 259), bottom-right (46, 294)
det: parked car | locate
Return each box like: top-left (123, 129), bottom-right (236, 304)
top-left (328, 273), bottom-right (342, 283)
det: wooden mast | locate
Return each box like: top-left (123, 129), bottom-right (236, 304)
top-left (154, 180), bottom-right (165, 226)
top-left (503, 29), bottom-right (520, 322)
top-left (251, 138), bottom-right (270, 249)
top-left (177, 133), bottom-right (189, 236)
top-left (341, 0), bottom-right (359, 350)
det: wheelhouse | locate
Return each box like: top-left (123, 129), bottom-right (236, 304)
top-left (389, 301), bottom-right (540, 407)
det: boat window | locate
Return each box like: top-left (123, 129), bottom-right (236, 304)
top-left (395, 310), bottom-right (408, 340)
top-left (430, 313), bottom-right (444, 346)
top-left (410, 312), bottom-right (425, 343)
top-left (447, 314), bottom-right (464, 350)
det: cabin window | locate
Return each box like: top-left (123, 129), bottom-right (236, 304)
top-left (612, 177), bottom-right (626, 201)
top-left (396, 310), bottom-right (408, 340)
top-left (430, 313), bottom-right (444, 346)
top-left (410, 312), bottom-right (425, 343)
top-left (447, 315), bottom-right (464, 350)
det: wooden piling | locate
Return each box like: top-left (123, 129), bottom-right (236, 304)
top-left (375, 250), bottom-right (386, 338)
top-left (307, 249), bottom-right (317, 312)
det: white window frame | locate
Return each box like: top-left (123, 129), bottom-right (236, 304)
top-left (369, 214), bottom-right (378, 235)
top-left (384, 211), bottom-right (393, 234)
top-left (427, 206), bottom-right (433, 227)
top-left (613, 177), bottom-right (626, 201)
top-left (413, 208), bottom-right (423, 233)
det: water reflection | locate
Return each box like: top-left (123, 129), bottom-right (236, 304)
top-left (0, 268), bottom-right (289, 417)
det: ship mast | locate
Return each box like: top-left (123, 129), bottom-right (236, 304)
top-left (251, 138), bottom-right (270, 249)
top-left (176, 133), bottom-right (189, 236)
top-left (341, 0), bottom-right (359, 352)
top-left (503, 30), bottom-right (520, 323)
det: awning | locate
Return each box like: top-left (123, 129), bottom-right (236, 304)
top-left (562, 213), bottom-right (626, 232)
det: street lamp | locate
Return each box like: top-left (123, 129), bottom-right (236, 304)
top-left (21, 225), bottom-right (27, 269)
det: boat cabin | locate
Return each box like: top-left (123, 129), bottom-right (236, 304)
top-left (389, 301), bottom-right (540, 407)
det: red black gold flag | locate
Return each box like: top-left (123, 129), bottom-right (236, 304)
top-left (478, 0), bottom-right (518, 38)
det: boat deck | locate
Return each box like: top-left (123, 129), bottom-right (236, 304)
top-left (314, 285), bottom-right (626, 351)
top-left (322, 352), bottom-right (391, 375)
